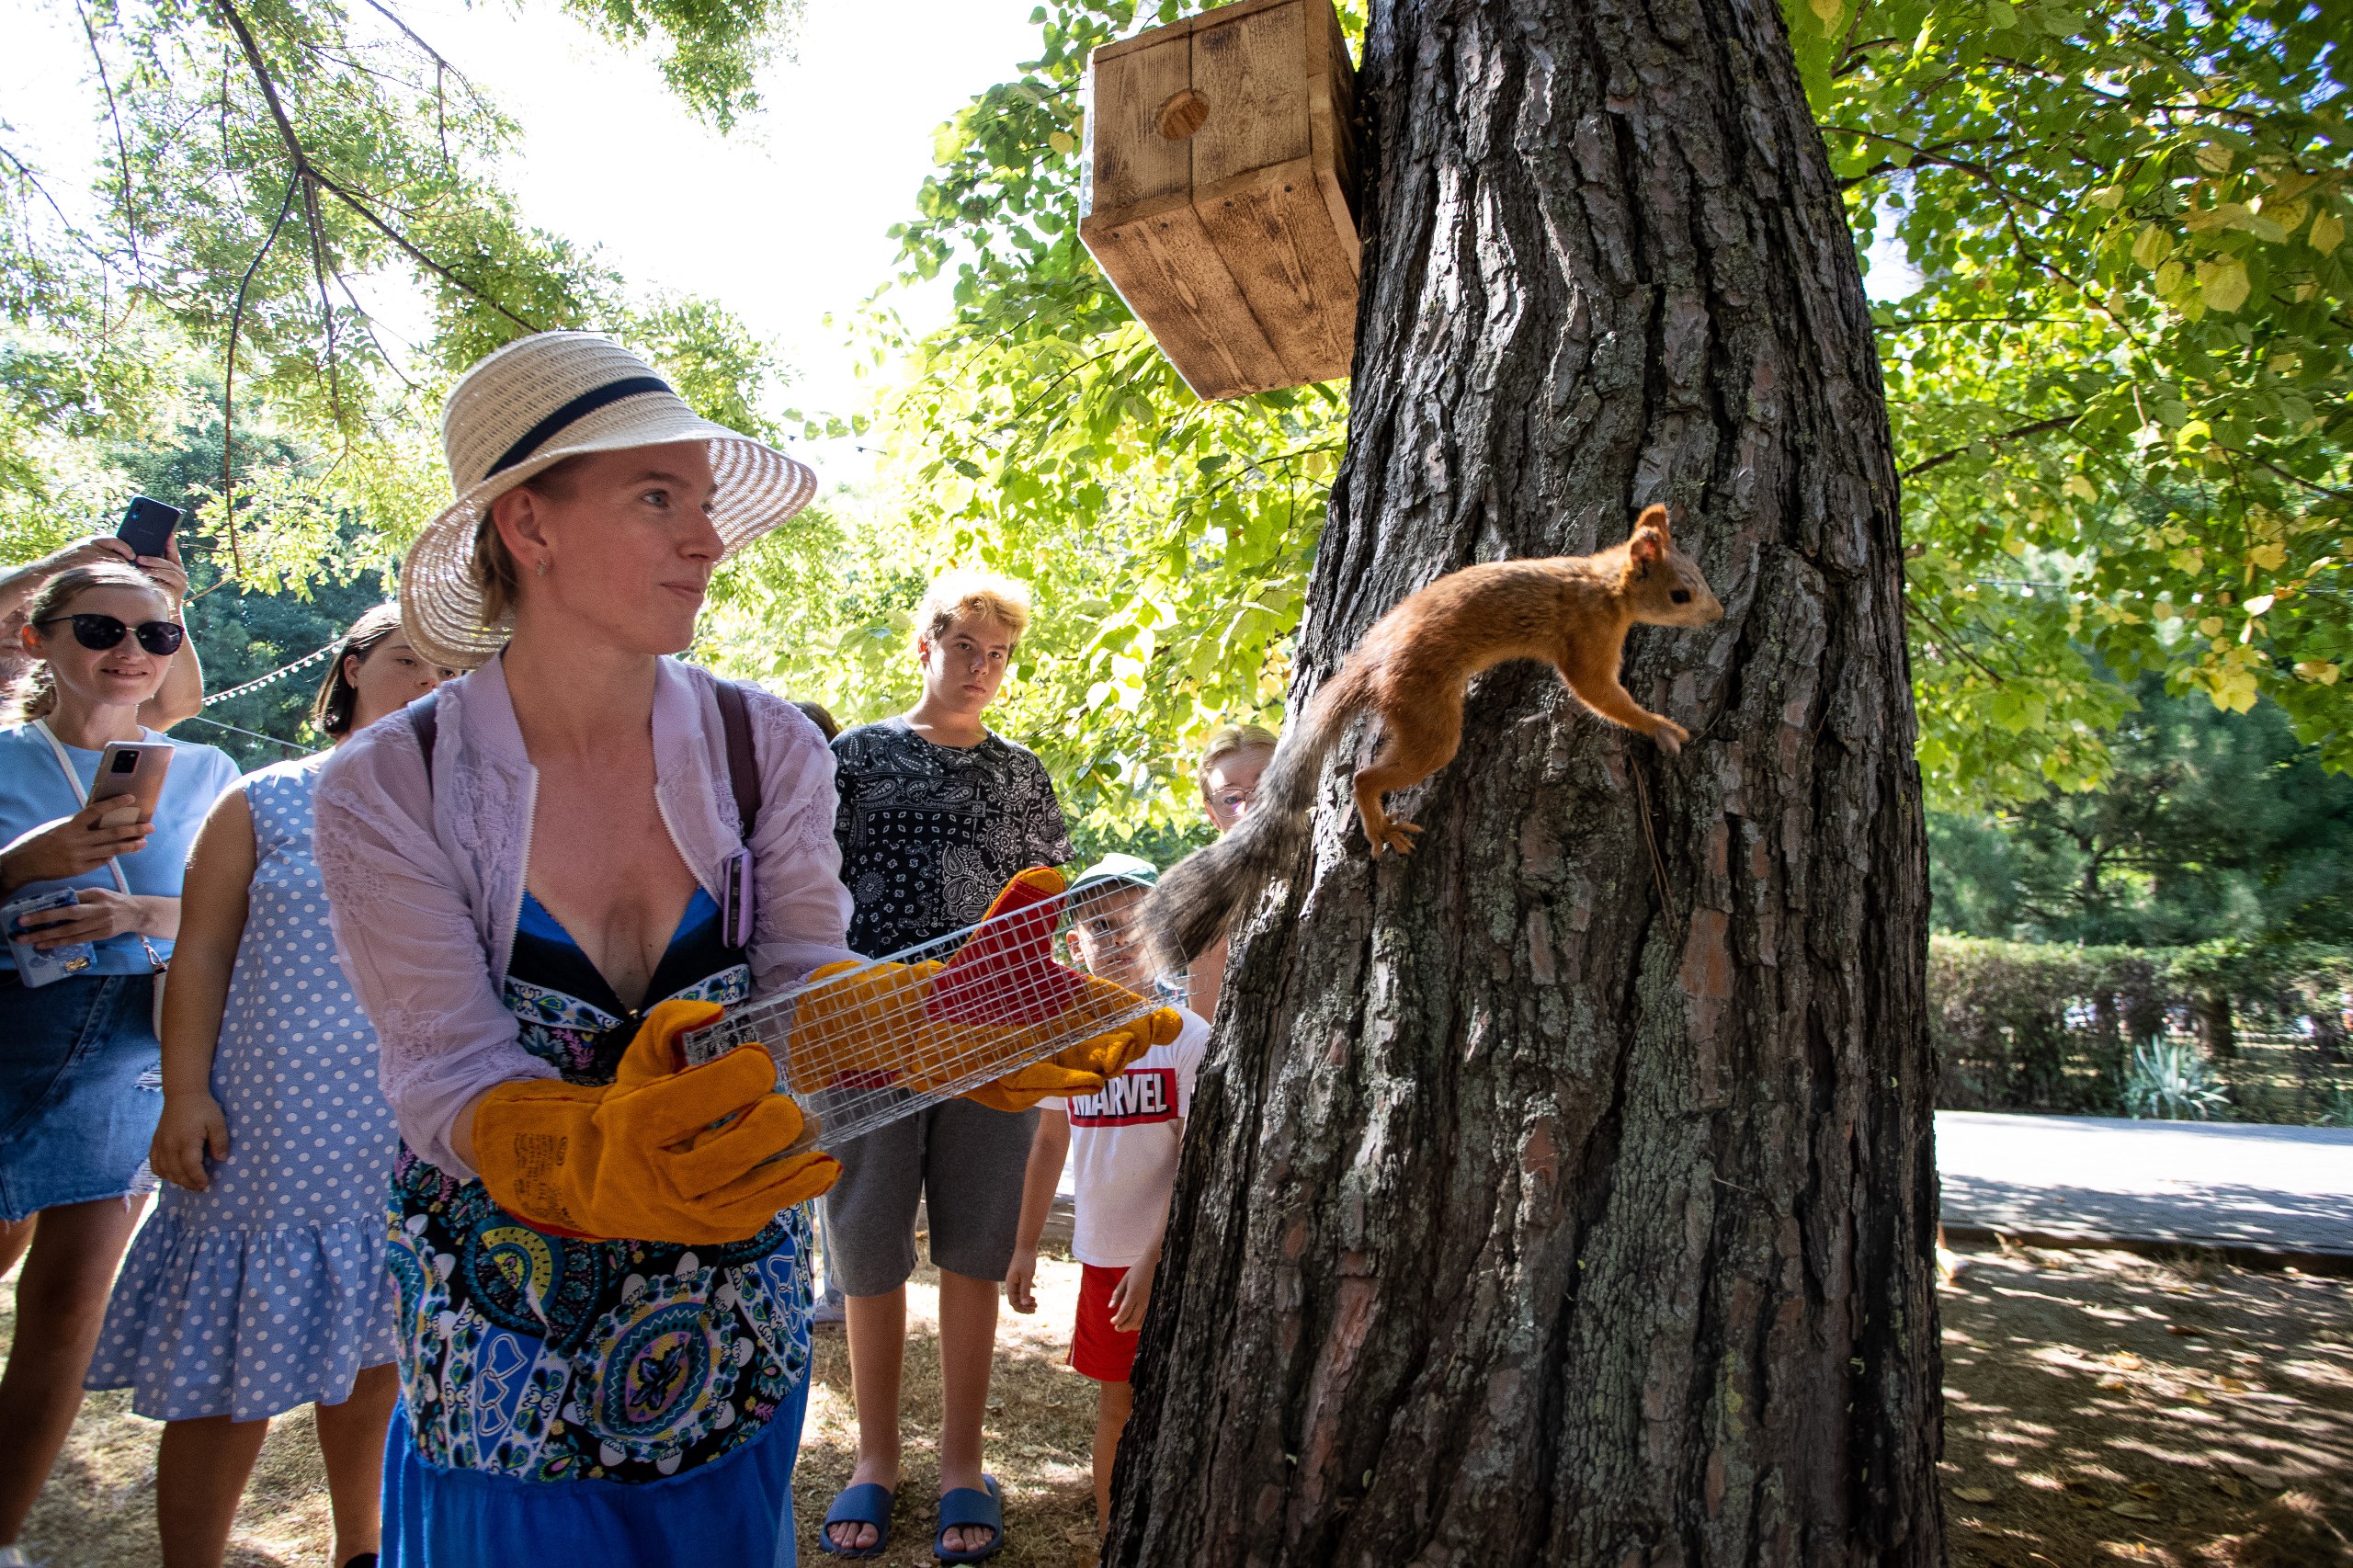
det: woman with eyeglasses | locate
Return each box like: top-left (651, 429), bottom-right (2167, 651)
top-left (0, 562), bottom-right (240, 1563)
top-left (85, 604), bottom-right (446, 1568)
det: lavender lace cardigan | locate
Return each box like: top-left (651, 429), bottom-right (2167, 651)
top-left (313, 654), bottom-right (857, 1181)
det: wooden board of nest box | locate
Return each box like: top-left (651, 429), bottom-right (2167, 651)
top-left (1079, 0), bottom-right (1359, 402)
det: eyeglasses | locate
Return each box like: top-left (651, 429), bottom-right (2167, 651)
top-left (36, 614), bottom-right (186, 656)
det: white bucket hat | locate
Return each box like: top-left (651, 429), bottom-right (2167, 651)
top-left (400, 330), bottom-right (817, 670)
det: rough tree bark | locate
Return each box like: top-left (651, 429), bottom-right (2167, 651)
top-left (1106, 0), bottom-right (1943, 1563)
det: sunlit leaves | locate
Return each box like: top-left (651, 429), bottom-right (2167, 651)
top-left (3, 0), bottom-right (799, 587)
top-left (1805, 0), bottom-right (2353, 798)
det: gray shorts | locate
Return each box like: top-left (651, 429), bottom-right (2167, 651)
top-left (822, 1097), bottom-right (1040, 1295)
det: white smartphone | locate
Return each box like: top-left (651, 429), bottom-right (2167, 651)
top-left (90, 741), bottom-right (173, 826)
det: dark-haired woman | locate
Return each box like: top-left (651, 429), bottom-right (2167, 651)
top-left (86, 604), bottom-right (445, 1568)
top-left (0, 562), bottom-right (239, 1563)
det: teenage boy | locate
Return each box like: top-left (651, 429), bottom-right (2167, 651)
top-left (1006, 854), bottom-right (1210, 1535)
top-left (822, 568), bottom-right (1074, 1561)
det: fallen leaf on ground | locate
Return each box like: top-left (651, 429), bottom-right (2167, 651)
top-left (2110, 1500), bottom-right (2161, 1520)
top-left (1951, 1485), bottom-right (1998, 1503)
top-left (2130, 1481), bottom-right (2163, 1498)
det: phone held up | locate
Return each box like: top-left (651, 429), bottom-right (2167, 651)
top-left (91, 741), bottom-right (173, 829)
top-left (117, 495), bottom-right (182, 560)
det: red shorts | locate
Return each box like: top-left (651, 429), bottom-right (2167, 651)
top-left (1070, 1263), bottom-right (1140, 1382)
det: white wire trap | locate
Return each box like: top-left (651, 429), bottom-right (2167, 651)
top-left (677, 870), bottom-right (1173, 1151)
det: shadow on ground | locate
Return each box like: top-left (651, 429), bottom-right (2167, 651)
top-left (1939, 1240), bottom-right (2353, 1565)
top-left (10, 1237), bottom-right (2350, 1565)
top-left (1943, 1176), bottom-right (2353, 1256)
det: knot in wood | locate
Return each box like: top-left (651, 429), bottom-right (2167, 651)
top-left (1156, 88), bottom-right (1211, 140)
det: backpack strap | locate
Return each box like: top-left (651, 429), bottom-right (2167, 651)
top-left (714, 680), bottom-right (763, 835)
top-left (409, 690), bottom-right (439, 794)
top-left (405, 683), bottom-right (759, 833)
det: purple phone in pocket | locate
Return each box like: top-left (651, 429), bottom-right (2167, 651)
top-left (720, 847), bottom-right (756, 948)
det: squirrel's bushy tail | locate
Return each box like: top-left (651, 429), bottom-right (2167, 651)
top-left (1145, 665), bottom-right (1372, 971)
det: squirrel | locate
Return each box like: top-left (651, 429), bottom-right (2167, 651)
top-left (1145, 505), bottom-right (1724, 969)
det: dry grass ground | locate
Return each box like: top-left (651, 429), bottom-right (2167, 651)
top-left (6, 1240), bottom-right (2347, 1566)
top-left (1939, 1240), bottom-right (2353, 1566)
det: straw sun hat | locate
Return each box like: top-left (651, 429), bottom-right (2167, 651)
top-left (400, 331), bottom-right (817, 670)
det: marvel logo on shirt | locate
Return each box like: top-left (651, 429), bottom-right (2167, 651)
top-left (1069, 1067), bottom-right (1177, 1127)
top-left (1065, 1011), bottom-right (1210, 1269)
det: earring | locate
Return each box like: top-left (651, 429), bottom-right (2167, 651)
top-left (534, 558), bottom-right (549, 578)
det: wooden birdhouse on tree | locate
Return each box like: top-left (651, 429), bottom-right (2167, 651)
top-left (1079, 0), bottom-right (1361, 401)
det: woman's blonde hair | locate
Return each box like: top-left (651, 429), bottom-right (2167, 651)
top-left (916, 568), bottom-right (1031, 646)
top-left (468, 455), bottom-right (589, 630)
top-left (1198, 722), bottom-right (1279, 783)
top-left (310, 603), bottom-right (408, 737)
top-left (5, 563), bottom-right (173, 723)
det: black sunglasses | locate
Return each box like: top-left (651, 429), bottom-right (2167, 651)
top-left (36, 614), bottom-right (186, 656)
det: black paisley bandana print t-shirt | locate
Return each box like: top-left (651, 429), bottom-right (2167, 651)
top-left (832, 716), bottom-right (1075, 957)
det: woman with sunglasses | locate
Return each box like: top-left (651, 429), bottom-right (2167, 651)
top-left (85, 604), bottom-right (447, 1568)
top-left (0, 562), bottom-right (240, 1564)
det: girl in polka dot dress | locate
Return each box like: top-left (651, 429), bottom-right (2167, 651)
top-left (87, 606), bottom-right (446, 1568)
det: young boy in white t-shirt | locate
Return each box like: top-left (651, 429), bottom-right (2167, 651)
top-left (1006, 854), bottom-right (1209, 1534)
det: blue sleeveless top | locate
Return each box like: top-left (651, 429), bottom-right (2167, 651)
top-left (384, 888), bottom-right (813, 1485)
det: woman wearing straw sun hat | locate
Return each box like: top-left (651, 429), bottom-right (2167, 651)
top-left (313, 331), bottom-right (853, 1564)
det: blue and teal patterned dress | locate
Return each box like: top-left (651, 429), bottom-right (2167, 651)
top-left (381, 889), bottom-right (814, 1563)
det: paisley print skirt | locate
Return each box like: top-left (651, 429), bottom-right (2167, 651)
top-left (387, 1149), bottom-right (814, 1485)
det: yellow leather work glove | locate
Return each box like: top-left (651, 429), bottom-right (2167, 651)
top-left (781, 959), bottom-right (945, 1091)
top-left (963, 1006), bottom-right (1185, 1113)
top-left (473, 998), bottom-right (840, 1244)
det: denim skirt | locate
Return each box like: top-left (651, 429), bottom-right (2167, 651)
top-left (0, 972), bottom-right (160, 1221)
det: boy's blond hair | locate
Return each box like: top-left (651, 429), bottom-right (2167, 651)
top-left (1198, 722), bottom-right (1279, 782)
top-left (916, 568), bottom-right (1032, 646)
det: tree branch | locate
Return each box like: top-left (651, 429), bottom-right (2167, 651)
top-left (1900, 414), bottom-right (2081, 480)
top-left (210, 0), bottom-right (540, 331)
top-left (221, 174), bottom-right (301, 581)
top-left (76, 0), bottom-right (142, 277)
top-left (1904, 597), bottom-right (2007, 687)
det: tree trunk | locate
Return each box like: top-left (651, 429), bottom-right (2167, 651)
top-left (1106, 0), bottom-right (1944, 1562)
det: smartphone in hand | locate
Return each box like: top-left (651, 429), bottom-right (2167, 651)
top-left (118, 496), bottom-right (182, 559)
top-left (91, 741), bottom-right (173, 828)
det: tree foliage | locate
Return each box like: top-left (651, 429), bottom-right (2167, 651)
top-left (1808, 0), bottom-right (2352, 792)
top-left (737, 0), bottom-right (2349, 843)
top-left (8, 0), bottom-right (2347, 841)
top-left (713, 1), bottom-right (1353, 846)
top-left (1930, 677), bottom-right (2353, 944)
top-left (1, 0), bottom-right (801, 581)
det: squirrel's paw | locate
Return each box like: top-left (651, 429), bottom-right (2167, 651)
top-left (1652, 719), bottom-right (1690, 756)
top-left (1380, 821), bottom-right (1423, 856)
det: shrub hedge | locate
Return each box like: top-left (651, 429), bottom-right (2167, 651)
top-left (1929, 937), bottom-right (2353, 1116)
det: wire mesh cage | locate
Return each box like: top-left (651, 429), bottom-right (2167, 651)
top-left (678, 868), bottom-right (1176, 1152)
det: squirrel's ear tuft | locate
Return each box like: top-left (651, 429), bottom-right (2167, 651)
top-left (1629, 528), bottom-right (1665, 566)
top-left (1637, 504), bottom-right (1671, 535)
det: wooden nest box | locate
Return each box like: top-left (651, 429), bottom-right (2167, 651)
top-left (1080, 0), bottom-right (1360, 401)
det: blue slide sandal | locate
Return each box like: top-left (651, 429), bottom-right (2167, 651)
top-left (819, 1483), bottom-right (896, 1558)
top-left (934, 1475), bottom-right (1005, 1562)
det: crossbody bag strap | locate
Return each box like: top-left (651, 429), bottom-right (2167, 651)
top-left (30, 718), bottom-right (166, 972)
top-left (713, 680), bottom-right (763, 835)
top-left (408, 689), bottom-right (440, 795)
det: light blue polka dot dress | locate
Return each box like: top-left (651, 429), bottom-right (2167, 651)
top-left (88, 755), bottom-right (400, 1423)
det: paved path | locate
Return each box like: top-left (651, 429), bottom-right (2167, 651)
top-left (1937, 1110), bottom-right (2353, 1258)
